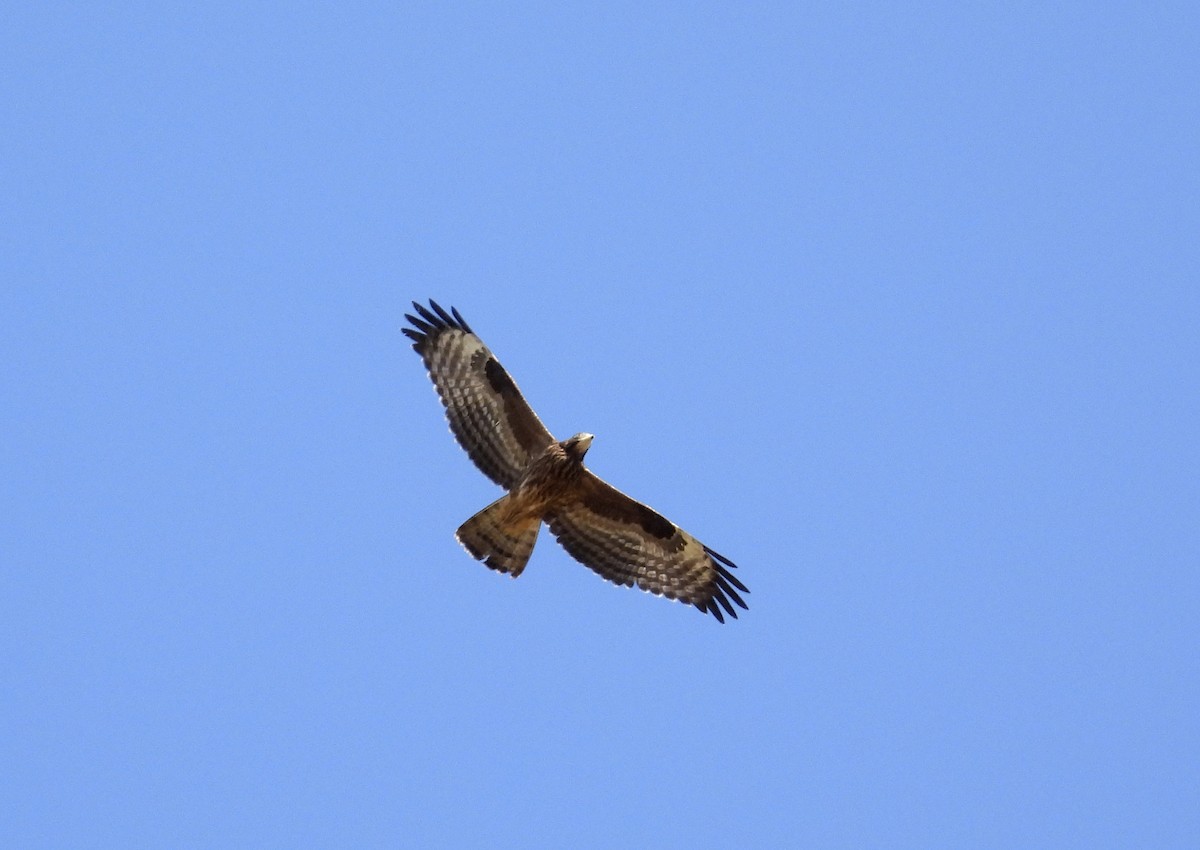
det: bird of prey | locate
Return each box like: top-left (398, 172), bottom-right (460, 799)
top-left (403, 300), bottom-right (748, 622)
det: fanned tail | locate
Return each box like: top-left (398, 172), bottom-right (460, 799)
top-left (455, 496), bottom-right (540, 577)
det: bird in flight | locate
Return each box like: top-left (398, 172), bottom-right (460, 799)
top-left (403, 300), bottom-right (748, 622)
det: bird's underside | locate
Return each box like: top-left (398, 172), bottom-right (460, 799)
top-left (403, 299), bottom-right (748, 622)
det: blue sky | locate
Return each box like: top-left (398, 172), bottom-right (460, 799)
top-left (3, 3), bottom-right (1198, 847)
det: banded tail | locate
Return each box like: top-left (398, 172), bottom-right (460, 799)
top-left (455, 495), bottom-right (540, 577)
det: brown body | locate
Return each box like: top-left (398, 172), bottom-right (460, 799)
top-left (456, 436), bottom-right (591, 576)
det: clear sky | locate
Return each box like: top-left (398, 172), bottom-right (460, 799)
top-left (3, 3), bottom-right (1198, 847)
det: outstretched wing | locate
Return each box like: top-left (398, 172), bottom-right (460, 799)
top-left (546, 472), bottom-right (749, 622)
top-left (403, 300), bottom-right (555, 489)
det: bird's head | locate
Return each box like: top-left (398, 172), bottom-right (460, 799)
top-left (562, 432), bottom-right (594, 462)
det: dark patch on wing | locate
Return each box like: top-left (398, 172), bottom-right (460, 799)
top-left (484, 357), bottom-right (516, 394)
top-left (632, 502), bottom-right (676, 540)
top-left (581, 480), bottom-right (676, 540)
top-left (484, 356), bottom-right (553, 460)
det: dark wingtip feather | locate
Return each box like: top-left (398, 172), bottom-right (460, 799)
top-left (697, 545), bottom-right (748, 623)
top-left (713, 590), bottom-right (739, 619)
top-left (715, 566), bottom-right (750, 604)
top-left (404, 312), bottom-right (434, 334)
top-left (703, 545), bottom-right (737, 568)
top-left (699, 598), bottom-right (727, 624)
top-left (715, 573), bottom-right (748, 611)
top-left (412, 301), bottom-right (442, 327)
top-left (429, 300), bottom-right (457, 326)
top-left (404, 300), bottom-right (473, 345)
top-left (705, 546), bottom-right (749, 594)
top-left (451, 306), bottom-right (473, 333)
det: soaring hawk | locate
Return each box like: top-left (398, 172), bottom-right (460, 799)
top-left (403, 300), bottom-right (748, 622)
